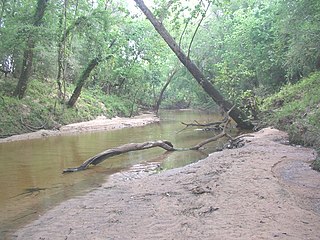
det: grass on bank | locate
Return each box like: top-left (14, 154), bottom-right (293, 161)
top-left (261, 71), bottom-right (320, 171)
top-left (0, 77), bottom-right (137, 137)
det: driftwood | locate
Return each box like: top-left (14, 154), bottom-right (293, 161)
top-left (181, 120), bottom-right (223, 128)
top-left (63, 107), bottom-right (246, 173)
top-left (178, 120), bottom-right (223, 134)
top-left (178, 109), bottom-right (232, 134)
top-left (190, 117), bottom-right (232, 150)
top-left (187, 106), bottom-right (236, 150)
top-left (63, 140), bottom-right (175, 173)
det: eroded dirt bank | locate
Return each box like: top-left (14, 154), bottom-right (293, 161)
top-left (13, 128), bottom-right (320, 240)
top-left (0, 113), bottom-right (159, 143)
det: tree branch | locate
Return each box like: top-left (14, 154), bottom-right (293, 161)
top-left (189, 106), bottom-right (235, 150)
top-left (63, 140), bottom-right (175, 173)
top-left (187, 0), bottom-right (211, 58)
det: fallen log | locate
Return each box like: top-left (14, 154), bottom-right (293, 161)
top-left (180, 120), bottom-right (223, 128)
top-left (63, 107), bottom-right (243, 173)
top-left (63, 140), bottom-right (175, 173)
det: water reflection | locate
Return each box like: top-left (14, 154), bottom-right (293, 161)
top-left (0, 110), bottom-right (232, 238)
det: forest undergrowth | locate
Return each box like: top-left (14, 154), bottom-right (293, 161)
top-left (0, 77), bottom-right (138, 138)
top-left (260, 71), bottom-right (320, 171)
top-left (1, 72), bottom-right (320, 170)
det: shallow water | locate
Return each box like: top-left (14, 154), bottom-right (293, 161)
top-left (273, 159), bottom-right (320, 214)
top-left (0, 110), bottom-right (231, 238)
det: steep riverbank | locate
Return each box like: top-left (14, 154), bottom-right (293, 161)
top-left (0, 113), bottom-right (159, 143)
top-left (13, 128), bottom-right (320, 240)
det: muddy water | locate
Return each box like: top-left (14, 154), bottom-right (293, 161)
top-left (0, 110), bottom-right (232, 238)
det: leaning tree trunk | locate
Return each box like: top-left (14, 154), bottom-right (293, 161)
top-left (67, 57), bottom-right (99, 107)
top-left (133, 0), bottom-right (253, 129)
top-left (13, 0), bottom-right (49, 99)
top-left (154, 67), bottom-right (178, 115)
top-left (13, 41), bottom-right (34, 99)
top-left (67, 40), bottom-right (115, 107)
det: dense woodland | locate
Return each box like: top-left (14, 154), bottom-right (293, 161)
top-left (0, 0), bottom-right (320, 166)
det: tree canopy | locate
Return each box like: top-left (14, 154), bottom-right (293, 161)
top-left (0, 0), bottom-right (319, 122)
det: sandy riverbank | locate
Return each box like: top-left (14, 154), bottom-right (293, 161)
top-left (0, 113), bottom-right (159, 143)
top-left (12, 127), bottom-right (320, 240)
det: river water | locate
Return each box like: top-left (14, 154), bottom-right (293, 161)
top-left (0, 110), bottom-right (233, 238)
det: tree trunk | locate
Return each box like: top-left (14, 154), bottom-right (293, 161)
top-left (13, 0), bottom-right (49, 99)
top-left (133, 0), bottom-right (253, 129)
top-left (13, 41), bottom-right (34, 99)
top-left (67, 40), bottom-right (115, 107)
top-left (67, 57), bottom-right (99, 107)
top-left (57, 15), bottom-right (89, 97)
top-left (154, 67), bottom-right (178, 115)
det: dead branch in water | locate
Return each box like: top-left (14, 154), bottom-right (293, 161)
top-left (188, 106), bottom-right (237, 150)
top-left (63, 140), bottom-right (175, 173)
top-left (64, 106), bottom-right (246, 173)
top-left (177, 120), bottom-right (223, 134)
top-left (190, 118), bottom-right (232, 150)
top-left (177, 108), bottom-right (232, 134)
top-left (180, 120), bottom-right (224, 128)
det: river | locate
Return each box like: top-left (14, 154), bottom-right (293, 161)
top-left (0, 110), bottom-right (235, 238)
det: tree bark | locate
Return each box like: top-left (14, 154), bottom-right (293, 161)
top-left (13, 0), bottom-right (49, 99)
top-left (63, 140), bottom-right (175, 172)
top-left (67, 39), bottom-right (115, 107)
top-left (154, 67), bottom-right (178, 115)
top-left (133, 0), bottom-right (253, 129)
top-left (67, 57), bottom-right (99, 107)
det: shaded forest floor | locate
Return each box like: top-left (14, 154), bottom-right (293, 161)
top-left (13, 128), bottom-right (320, 240)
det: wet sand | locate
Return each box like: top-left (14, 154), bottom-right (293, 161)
top-left (12, 128), bottom-right (320, 240)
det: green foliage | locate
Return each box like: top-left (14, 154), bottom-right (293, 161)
top-left (261, 72), bottom-right (320, 170)
top-left (278, 0), bottom-right (320, 79)
top-left (261, 72), bottom-right (320, 148)
top-left (104, 95), bottom-right (136, 117)
top-left (1, 0), bottom-right (320, 145)
top-left (311, 157), bottom-right (320, 172)
top-left (0, 77), bottom-right (134, 137)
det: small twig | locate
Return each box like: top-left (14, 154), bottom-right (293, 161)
top-left (176, 125), bottom-right (189, 134)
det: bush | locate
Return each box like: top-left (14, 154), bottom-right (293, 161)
top-left (0, 78), bottom-right (136, 137)
top-left (260, 71), bottom-right (320, 170)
